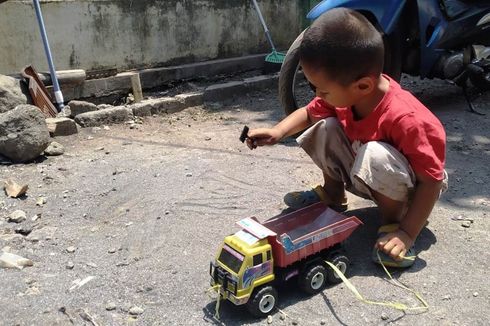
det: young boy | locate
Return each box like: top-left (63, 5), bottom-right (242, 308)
top-left (245, 8), bottom-right (447, 267)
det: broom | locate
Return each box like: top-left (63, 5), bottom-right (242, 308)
top-left (251, 0), bottom-right (285, 65)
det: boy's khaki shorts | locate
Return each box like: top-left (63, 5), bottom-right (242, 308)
top-left (297, 118), bottom-right (448, 202)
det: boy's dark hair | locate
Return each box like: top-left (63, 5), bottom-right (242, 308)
top-left (299, 8), bottom-right (384, 85)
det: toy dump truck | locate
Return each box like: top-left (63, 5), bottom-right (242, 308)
top-left (209, 202), bottom-right (362, 317)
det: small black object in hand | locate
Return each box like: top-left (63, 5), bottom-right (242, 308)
top-left (239, 126), bottom-right (250, 143)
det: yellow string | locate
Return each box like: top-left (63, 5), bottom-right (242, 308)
top-left (325, 253), bottom-right (429, 312)
top-left (205, 284), bottom-right (222, 320)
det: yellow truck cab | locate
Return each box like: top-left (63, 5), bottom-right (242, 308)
top-left (210, 219), bottom-right (278, 315)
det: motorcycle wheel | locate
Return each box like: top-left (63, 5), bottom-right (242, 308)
top-left (470, 70), bottom-right (490, 91)
top-left (279, 26), bottom-right (402, 116)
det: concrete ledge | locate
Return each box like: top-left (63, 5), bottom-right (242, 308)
top-left (75, 73), bottom-right (277, 128)
top-left (53, 54), bottom-right (267, 102)
top-left (203, 81), bottom-right (247, 103)
top-left (75, 106), bottom-right (133, 127)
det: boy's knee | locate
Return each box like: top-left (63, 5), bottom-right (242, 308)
top-left (350, 141), bottom-right (415, 202)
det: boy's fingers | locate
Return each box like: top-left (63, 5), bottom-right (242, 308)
top-left (389, 246), bottom-right (403, 260)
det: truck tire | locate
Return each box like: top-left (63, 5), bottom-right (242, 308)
top-left (246, 285), bottom-right (278, 318)
top-left (299, 263), bottom-right (327, 294)
top-left (326, 254), bottom-right (349, 284)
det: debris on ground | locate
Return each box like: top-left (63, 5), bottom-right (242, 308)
top-left (8, 210), bottom-right (26, 223)
top-left (44, 141), bottom-right (65, 156)
top-left (36, 197), bottom-right (47, 206)
top-left (129, 306), bottom-right (144, 315)
top-left (0, 251), bottom-right (34, 269)
top-left (69, 276), bottom-right (96, 292)
top-left (4, 179), bottom-right (28, 198)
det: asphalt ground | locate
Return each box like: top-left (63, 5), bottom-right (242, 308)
top-left (0, 76), bottom-right (489, 325)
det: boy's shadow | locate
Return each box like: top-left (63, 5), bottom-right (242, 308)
top-left (202, 206), bottom-right (437, 325)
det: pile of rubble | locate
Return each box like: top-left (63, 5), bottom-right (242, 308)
top-left (0, 74), bottom-right (121, 163)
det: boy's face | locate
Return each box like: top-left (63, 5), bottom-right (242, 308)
top-left (301, 61), bottom-right (362, 108)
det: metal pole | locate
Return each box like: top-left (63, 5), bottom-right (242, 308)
top-left (32, 0), bottom-right (64, 111)
top-left (251, 0), bottom-right (277, 52)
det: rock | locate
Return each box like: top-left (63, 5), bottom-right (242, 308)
top-left (105, 302), bottom-right (117, 311)
top-left (0, 251), bottom-right (33, 269)
top-left (442, 295), bottom-right (451, 300)
top-left (0, 105), bottom-right (50, 162)
top-left (204, 136), bottom-right (211, 141)
top-left (75, 106), bottom-right (133, 127)
top-left (36, 197), bottom-right (47, 206)
top-left (66, 246), bottom-right (76, 253)
top-left (129, 306), bottom-right (144, 315)
top-left (97, 104), bottom-right (113, 110)
top-left (45, 117), bottom-right (78, 136)
top-left (4, 179), bottom-right (28, 198)
top-left (15, 225), bottom-right (33, 236)
top-left (108, 248), bottom-right (117, 254)
top-left (8, 210), bottom-right (26, 223)
top-left (473, 292), bottom-right (479, 297)
top-left (66, 261), bottom-right (75, 269)
top-left (26, 226), bottom-right (57, 242)
top-left (0, 75), bottom-right (28, 114)
top-left (461, 221), bottom-right (472, 228)
top-left (267, 315), bottom-right (273, 324)
top-left (44, 141), bottom-right (65, 156)
top-left (381, 312), bottom-right (389, 320)
top-left (67, 100), bottom-right (98, 118)
top-left (57, 106), bottom-right (71, 118)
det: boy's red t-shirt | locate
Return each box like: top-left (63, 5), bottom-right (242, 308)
top-left (306, 75), bottom-right (446, 181)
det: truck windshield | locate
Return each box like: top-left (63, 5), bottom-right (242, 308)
top-left (218, 245), bottom-right (244, 274)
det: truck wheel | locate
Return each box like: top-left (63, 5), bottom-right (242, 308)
top-left (299, 264), bottom-right (327, 294)
top-left (246, 286), bottom-right (278, 318)
top-left (326, 254), bottom-right (349, 284)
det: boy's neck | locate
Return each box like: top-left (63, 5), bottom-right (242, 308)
top-left (352, 75), bottom-right (390, 120)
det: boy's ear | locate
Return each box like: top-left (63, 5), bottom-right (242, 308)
top-left (355, 76), bottom-right (375, 93)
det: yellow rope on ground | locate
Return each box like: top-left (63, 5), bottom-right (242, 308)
top-left (325, 253), bottom-right (429, 312)
top-left (205, 284), bottom-right (222, 320)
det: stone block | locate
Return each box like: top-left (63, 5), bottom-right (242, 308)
top-left (131, 101), bottom-right (153, 117)
top-left (175, 92), bottom-right (204, 107)
top-left (151, 97), bottom-right (185, 114)
top-left (68, 100), bottom-right (98, 117)
top-left (46, 117), bottom-right (78, 136)
top-left (244, 74), bottom-right (278, 91)
top-left (203, 81), bottom-right (246, 102)
top-left (75, 106), bottom-right (133, 127)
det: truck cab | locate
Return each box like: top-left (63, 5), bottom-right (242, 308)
top-left (210, 230), bottom-right (275, 308)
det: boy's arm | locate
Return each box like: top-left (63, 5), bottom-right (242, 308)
top-left (246, 107), bottom-right (311, 149)
top-left (377, 172), bottom-right (443, 259)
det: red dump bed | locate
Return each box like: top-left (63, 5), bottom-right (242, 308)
top-left (261, 203), bottom-right (362, 268)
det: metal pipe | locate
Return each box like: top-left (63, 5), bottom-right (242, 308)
top-left (32, 0), bottom-right (64, 111)
top-left (251, 0), bottom-right (277, 52)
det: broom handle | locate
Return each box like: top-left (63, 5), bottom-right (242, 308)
top-left (252, 0), bottom-right (277, 52)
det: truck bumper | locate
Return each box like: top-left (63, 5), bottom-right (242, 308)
top-left (210, 279), bottom-right (250, 306)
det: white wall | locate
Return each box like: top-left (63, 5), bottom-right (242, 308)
top-left (0, 0), bottom-right (304, 74)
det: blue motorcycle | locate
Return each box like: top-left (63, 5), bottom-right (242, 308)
top-left (279, 0), bottom-right (490, 115)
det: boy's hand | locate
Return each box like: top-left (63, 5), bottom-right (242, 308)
top-left (246, 128), bottom-right (283, 150)
top-left (376, 229), bottom-right (415, 261)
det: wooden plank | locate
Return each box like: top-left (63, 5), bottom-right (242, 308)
top-left (21, 65), bottom-right (58, 118)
